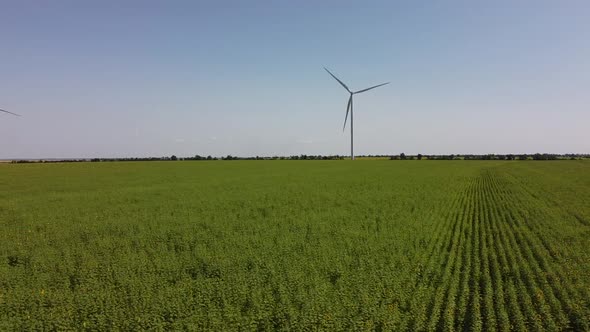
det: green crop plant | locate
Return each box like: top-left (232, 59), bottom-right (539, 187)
top-left (1, 160), bottom-right (589, 330)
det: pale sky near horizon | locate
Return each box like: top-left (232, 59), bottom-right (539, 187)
top-left (1, 1), bottom-right (589, 158)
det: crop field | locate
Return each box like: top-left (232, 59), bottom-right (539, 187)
top-left (1, 160), bottom-right (589, 330)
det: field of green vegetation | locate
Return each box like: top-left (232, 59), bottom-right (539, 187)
top-left (1, 160), bottom-right (589, 330)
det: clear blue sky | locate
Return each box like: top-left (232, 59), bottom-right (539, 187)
top-left (1, 1), bottom-right (589, 158)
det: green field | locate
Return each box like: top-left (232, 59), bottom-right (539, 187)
top-left (1, 161), bottom-right (589, 330)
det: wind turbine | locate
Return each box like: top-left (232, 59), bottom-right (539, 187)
top-left (324, 67), bottom-right (388, 160)
top-left (1, 109), bottom-right (20, 117)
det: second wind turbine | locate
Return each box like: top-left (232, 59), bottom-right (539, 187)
top-left (324, 67), bottom-right (389, 160)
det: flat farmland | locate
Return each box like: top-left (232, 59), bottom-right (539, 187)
top-left (1, 161), bottom-right (589, 330)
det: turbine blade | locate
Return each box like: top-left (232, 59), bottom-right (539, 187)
top-left (354, 82), bottom-right (390, 94)
top-left (0, 109), bottom-right (20, 116)
top-left (324, 67), bottom-right (351, 93)
top-left (343, 95), bottom-right (352, 131)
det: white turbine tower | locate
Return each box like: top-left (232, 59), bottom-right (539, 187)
top-left (0, 109), bottom-right (20, 117)
top-left (324, 68), bottom-right (388, 160)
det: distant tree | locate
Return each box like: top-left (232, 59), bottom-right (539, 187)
top-left (544, 154), bottom-right (552, 160)
top-left (400, 153), bottom-right (407, 160)
top-left (171, 155), bottom-right (178, 161)
top-left (417, 154), bottom-right (422, 160)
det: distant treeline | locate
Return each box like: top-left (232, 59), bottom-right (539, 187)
top-left (390, 153), bottom-right (589, 160)
top-left (8, 153), bottom-right (589, 163)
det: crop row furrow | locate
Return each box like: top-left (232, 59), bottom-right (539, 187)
top-left (481, 191), bottom-right (510, 331)
top-left (410, 177), bottom-right (480, 330)
top-left (477, 175), bottom-right (498, 332)
top-left (409, 179), bottom-right (476, 330)
top-left (453, 179), bottom-right (475, 331)
top-left (508, 236), bottom-right (566, 329)
top-left (477, 170), bottom-right (546, 330)
top-left (426, 184), bottom-right (469, 331)
top-left (483, 173), bottom-right (526, 331)
top-left (461, 177), bottom-right (482, 331)
top-left (404, 181), bottom-right (469, 330)
top-left (490, 178), bottom-right (569, 328)
top-left (487, 171), bottom-right (588, 330)
top-left (496, 174), bottom-right (589, 302)
top-left (440, 188), bottom-right (474, 332)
